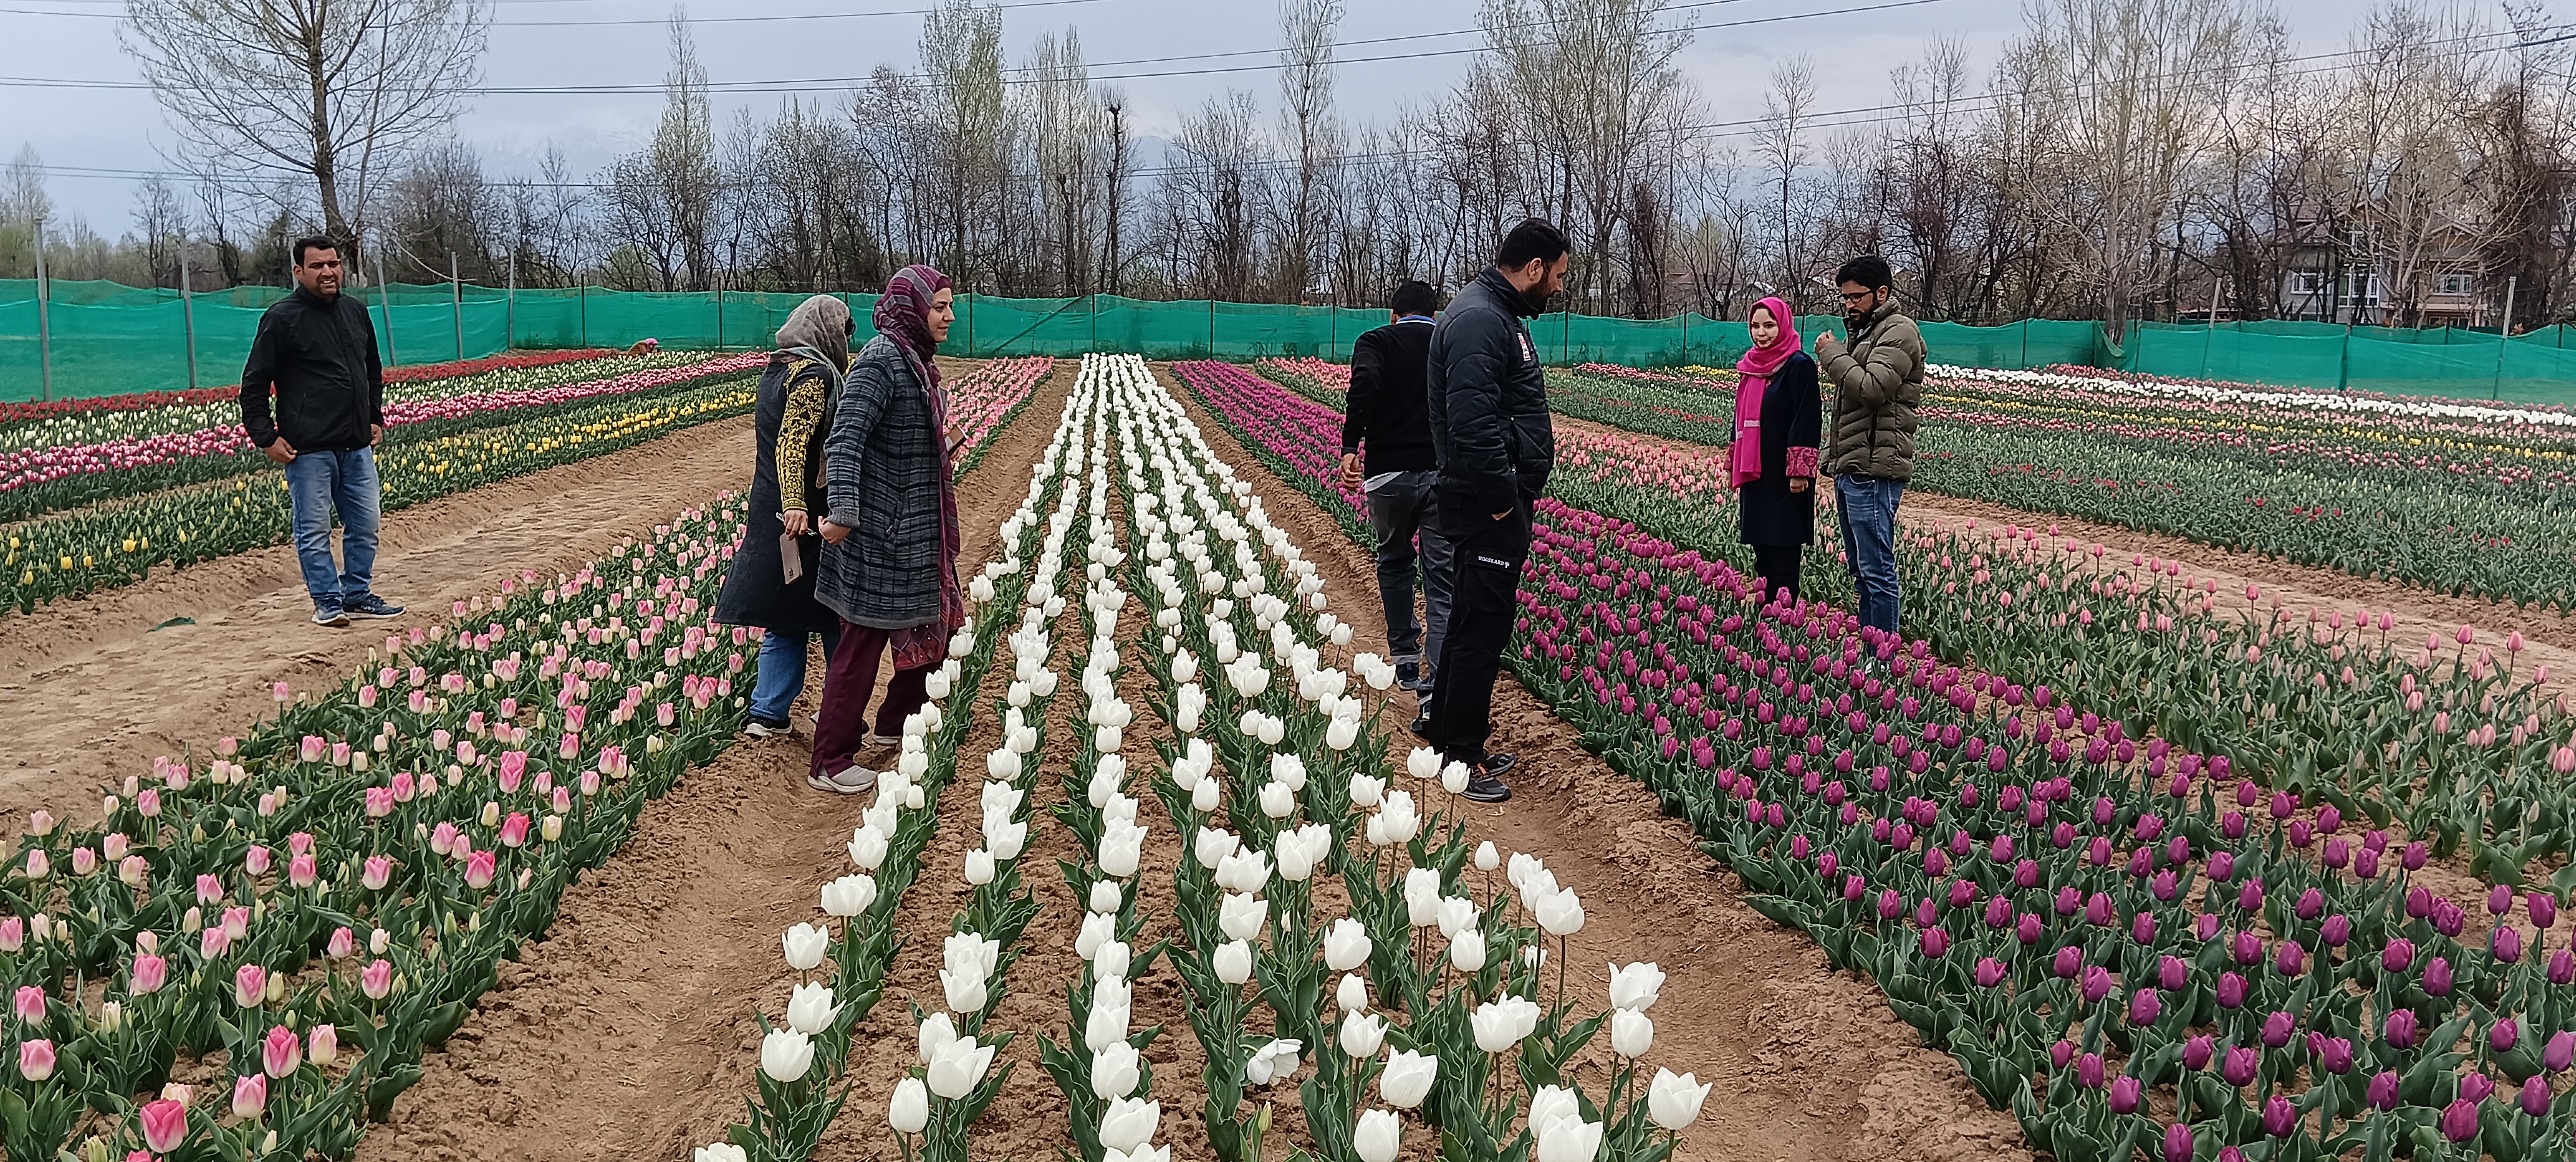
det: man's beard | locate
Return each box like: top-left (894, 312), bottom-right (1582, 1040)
top-left (1522, 283), bottom-right (1554, 312)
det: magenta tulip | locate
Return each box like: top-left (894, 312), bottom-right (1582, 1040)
top-left (2463, 1072), bottom-right (2495, 1104)
top-left (2320, 1037), bottom-right (2354, 1074)
top-left (2495, 926), bottom-right (2524, 964)
top-left (2051, 1039), bottom-right (2076, 1069)
top-left (1921, 928), bottom-right (1950, 958)
top-left (2053, 945), bottom-right (2083, 979)
top-left (2183, 1034), bottom-right (2213, 1070)
top-left (2492, 1020), bottom-right (2520, 1054)
top-left (2383, 938), bottom-right (2415, 973)
top-left (2427, 956), bottom-right (2455, 996)
top-left (2217, 971), bottom-right (2247, 1009)
top-left (2442, 1098), bottom-right (2480, 1142)
top-left (2549, 1031), bottom-right (2573, 1072)
top-left (2262, 1010), bottom-right (2296, 1048)
top-left (2387, 1009), bottom-right (2420, 1048)
top-left (2108, 1075), bottom-right (2141, 1113)
top-left (2077, 1052), bottom-right (2104, 1088)
top-left (1975, 957), bottom-right (2007, 988)
top-left (2368, 1070), bottom-right (2400, 1110)
top-left (2082, 965), bottom-right (2113, 1004)
top-left (2524, 1075), bottom-right (2553, 1117)
top-left (2222, 1046), bottom-right (2259, 1086)
top-left (2162, 1123), bottom-right (2191, 1162)
top-left (2263, 1095), bottom-right (2296, 1137)
top-left (139, 1099), bottom-right (187, 1153)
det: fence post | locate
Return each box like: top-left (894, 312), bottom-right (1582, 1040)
top-left (31, 216), bottom-right (51, 402)
top-left (450, 253), bottom-right (463, 361)
top-left (2337, 323), bottom-right (2351, 392)
top-left (2495, 276), bottom-right (2519, 401)
top-left (1681, 311), bottom-right (1690, 363)
top-left (1090, 292), bottom-right (1099, 352)
top-left (965, 294), bottom-right (976, 357)
top-left (715, 285), bottom-right (725, 350)
top-left (373, 251), bottom-right (398, 368)
top-left (505, 257), bottom-right (516, 350)
top-left (179, 249), bottom-right (198, 392)
top-left (1208, 298), bottom-right (1216, 357)
top-left (579, 283), bottom-right (588, 349)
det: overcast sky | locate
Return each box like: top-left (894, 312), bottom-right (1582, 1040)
top-left (9, 0), bottom-right (2445, 227)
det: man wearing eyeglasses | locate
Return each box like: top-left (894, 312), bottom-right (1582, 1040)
top-left (1813, 255), bottom-right (1924, 652)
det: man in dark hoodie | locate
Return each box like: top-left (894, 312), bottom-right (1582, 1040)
top-left (241, 237), bottom-right (403, 628)
top-left (1422, 219), bottom-right (1568, 803)
top-left (1339, 279), bottom-right (1448, 705)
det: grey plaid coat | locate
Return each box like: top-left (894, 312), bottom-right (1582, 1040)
top-left (815, 336), bottom-right (949, 629)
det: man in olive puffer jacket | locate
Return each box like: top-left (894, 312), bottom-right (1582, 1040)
top-left (1814, 254), bottom-right (1925, 646)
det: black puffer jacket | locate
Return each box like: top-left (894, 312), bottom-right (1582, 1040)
top-left (1428, 267), bottom-right (1553, 516)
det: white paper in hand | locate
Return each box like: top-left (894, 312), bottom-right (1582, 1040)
top-left (780, 532), bottom-right (805, 585)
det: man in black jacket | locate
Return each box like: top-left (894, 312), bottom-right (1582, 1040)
top-left (1339, 280), bottom-right (1448, 704)
top-left (1423, 219), bottom-right (1568, 803)
top-left (241, 237), bottom-right (404, 628)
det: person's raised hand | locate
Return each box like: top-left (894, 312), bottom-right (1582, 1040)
top-left (820, 520), bottom-right (853, 544)
top-left (263, 438), bottom-right (297, 465)
top-left (781, 509), bottom-right (811, 537)
top-left (1339, 452), bottom-right (1363, 489)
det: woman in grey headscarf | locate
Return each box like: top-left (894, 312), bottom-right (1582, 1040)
top-left (715, 294), bottom-right (856, 738)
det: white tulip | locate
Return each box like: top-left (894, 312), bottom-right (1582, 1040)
top-left (1194, 827), bottom-right (1239, 870)
top-left (917, 1012), bottom-right (957, 1063)
top-left (1437, 897), bottom-right (1478, 938)
top-left (939, 966), bottom-right (989, 1014)
top-left (1100, 823), bottom-right (1147, 878)
top-left (1085, 993), bottom-right (1132, 1053)
top-left (1243, 1038), bottom-right (1303, 1087)
top-left (1340, 1009), bottom-right (1387, 1058)
top-left (847, 825), bottom-right (890, 871)
top-left (1326, 716), bottom-right (1359, 751)
top-left (1219, 892), bottom-right (1270, 943)
top-left (785, 981), bottom-right (840, 1035)
top-left (1191, 776), bottom-right (1222, 813)
top-left (1215, 939), bottom-right (1255, 985)
top-left (888, 1076), bottom-right (930, 1134)
top-left (1607, 962), bottom-right (1666, 1012)
top-left (1506, 852), bottom-right (1546, 892)
top-left (1095, 940), bottom-right (1133, 982)
top-left (1649, 1069), bottom-right (1711, 1131)
top-left (1406, 746), bottom-right (1441, 781)
top-left (987, 748), bottom-right (1023, 781)
top-left (1352, 1108), bottom-right (1402, 1162)
top-left (1105, 1146), bottom-right (1171, 1162)
top-left (985, 818), bottom-right (1028, 862)
top-left (1450, 928), bottom-right (1488, 973)
top-left (1258, 779), bottom-right (1296, 820)
top-left (925, 1036), bottom-right (998, 1099)
top-left (1257, 714), bottom-right (1284, 746)
top-left (1216, 849), bottom-right (1272, 894)
top-left (963, 848), bottom-right (996, 886)
top-left (1092, 1041), bottom-right (1143, 1100)
top-left (1474, 842), bottom-right (1500, 872)
top-left (1088, 879), bottom-right (1124, 914)
top-left (760, 1027), bottom-right (814, 1083)
top-left (1349, 773), bottom-right (1386, 809)
top-left (1077, 911), bottom-right (1117, 959)
top-left (1534, 1113), bottom-right (1603, 1162)
top-left (1610, 1007), bottom-right (1654, 1058)
top-left (1376, 793), bottom-right (1420, 844)
top-left (1470, 1001), bottom-right (1524, 1053)
top-left (820, 873), bottom-right (878, 918)
top-left (1534, 887), bottom-right (1586, 936)
top-left (1270, 752), bottom-right (1308, 792)
top-left (1378, 1049), bottom-right (1438, 1108)
top-left (781, 923), bottom-right (830, 972)
top-left (696, 1145), bottom-right (749, 1162)
top-left (1440, 762), bottom-right (1470, 794)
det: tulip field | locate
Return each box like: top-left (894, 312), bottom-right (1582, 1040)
top-left (707, 354), bottom-right (1706, 1162)
top-left (1160, 351), bottom-right (2576, 1162)
top-left (1541, 360), bottom-right (2576, 611)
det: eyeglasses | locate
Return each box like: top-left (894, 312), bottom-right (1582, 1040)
top-left (1839, 290), bottom-right (1878, 304)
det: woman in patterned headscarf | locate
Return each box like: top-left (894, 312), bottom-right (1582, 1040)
top-left (715, 294), bottom-right (855, 739)
top-left (807, 266), bottom-right (966, 793)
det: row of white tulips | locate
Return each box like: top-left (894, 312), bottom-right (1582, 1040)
top-left (700, 369), bottom-right (1098, 1161)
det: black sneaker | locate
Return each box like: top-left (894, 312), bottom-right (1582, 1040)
top-left (311, 602), bottom-right (350, 628)
top-left (1462, 757), bottom-right (1514, 803)
top-left (1409, 709), bottom-right (1434, 740)
top-left (744, 717), bottom-right (796, 739)
top-left (343, 594), bottom-right (405, 620)
top-left (1395, 661), bottom-right (1427, 692)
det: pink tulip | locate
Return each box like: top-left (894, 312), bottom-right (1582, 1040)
top-left (361, 959), bottom-right (394, 1000)
top-left (139, 1099), bottom-right (188, 1152)
top-left (129, 954), bottom-right (166, 995)
top-left (234, 964), bottom-right (265, 1008)
top-left (232, 1073), bottom-right (266, 1118)
top-left (262, 1024), bottom-right (301, 1077)
top-left (17, 1038), bottom-right (51, 1081)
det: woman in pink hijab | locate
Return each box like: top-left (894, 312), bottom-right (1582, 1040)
top-left (1730, 296), bottom-right (1822, 604)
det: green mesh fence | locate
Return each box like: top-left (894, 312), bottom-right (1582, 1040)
top-left (3, 277), bottom-right (2569, 403)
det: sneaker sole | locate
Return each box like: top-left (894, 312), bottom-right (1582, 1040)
top-left (744, 723), bottom-right (794, 739)
top-left (806, 772), bottom-right (877, 795)
top-left (343, 608), bottom-right (404, 621)
top-left (313, 613), bottom-right (350, 628)
top-left (1462, 786), bottom-right (1512, 803)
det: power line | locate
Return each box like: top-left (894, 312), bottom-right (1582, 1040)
top-left (4, 0), bottom-right (1130, 23)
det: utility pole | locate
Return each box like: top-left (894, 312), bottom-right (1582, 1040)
top-left (450, 253), bottom-right (463, 361)
top-left (1104, 102), bottom-right (1126, 298)
top-left (2495, 275), bottom-right (2519, 400)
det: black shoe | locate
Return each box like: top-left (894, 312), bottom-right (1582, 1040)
top-left (1395, 660), bottom-right (1421, 690)
top-left (1409, 709), bottom-right (1433, 740)
top-left (343, 594), bottom-right (405, 620)
top-left (311, 602), bottom-right (349, 628)
top-left (1462, 757), bottom-right (1514, 803)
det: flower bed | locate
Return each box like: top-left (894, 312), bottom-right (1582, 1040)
top-left (0, 494), bottom-right (756, 1158)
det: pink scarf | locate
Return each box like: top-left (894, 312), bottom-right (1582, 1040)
top-left (1732, 297), bottom-right (1800, 489)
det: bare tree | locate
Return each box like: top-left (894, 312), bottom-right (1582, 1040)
top-left (130, 174), bottom-right (187, 288)
top-left (919, 0), bottom-right (1011, 288)
top-left (1276, 0), bottom-right (1343, 302)
top-left (1756, 56), bottom-right (1818, 311)
top-left (121, 0), bottom-right (490, 261)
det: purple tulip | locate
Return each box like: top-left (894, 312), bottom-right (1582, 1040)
top-left (1948, 878), bottom-right (1976, 911)
top-left (2534, 893), bottom-right (2559, 930)
top-left (2127, 848), bottom-right (2154, 878)
top-left (2263, 1094), bottom-right (2297, 1137)
top-left (2088, 836), bottom-right (2112, 866)
top-left (2132, 913), bottom-right (2157, 944)
top-left (2427, 956), bottom-right (2455, 996)
top-left (2018, 913), bottom-right (2044, 945)
top-left (2323, 837), bottom-right (2350, 868)
top-left (2197, 913), bottom-right (2222, 942)
top-left (2384, 937), bottom-right (2416, 973)
top-left (2128, 988), bottom-right (2161, 1027)
top-left (2408, 887), bottom-right (2435, 919)
top-left (2262, 1010), bottom-right (2296, 1048)
top-left (1984, 895), bottom-right (2013, 929)
top-left (2322, 915), bottom-right (2350, 947)
top-left (2053, 822), bottom-right (2076, 849)
top-left (2082, 965), bottom-right (2113, 1004)
top-left (1975, 957), bottom-right (2007, 988)
top-left (2463, 1072), bottom-right (2495, 1105)
top-left (2152, 868), bottom-right (2180, 901)
top-left (2320, 1037), bottom-right (2354, 1075)
top-left (2275, 940), bottom-right (2306, 976)
top-left (2051, 1038), bottom-right (2076, 1069)
top-left (2554, 949), bottom-right (2573, 985)
top-left (2222, 1045), bottom-right (2260, 1086)
top-left (2160, 955), bottom-right (2188, 991)
top-left (1916, 895), bottom-right (1940, 927)
top-left (2368, 1070), bottom-right (2400, 1111)
top-left (2493, 883), bottom-right (2518, 916)
top-left (1843, 873), bottom-right (1866, 902)
top-left (2387, 1009), bottom-right (2420, 1048)
top-left (2435, 900), bottom-right (2467, 938)
top-left (2133, 813), bottom-right (2162, 842)
top-left (1924, 848), bottom-right (1949, 878)
top-left (2404, 842), bottom-right (2428, 870)
top-left (2270, 791), bottom-right (2295, 820)
top-left (2222, 811), bottom-right (2248, 840)
top-left (2549, 1030), bottom-right (2574, 1072)
top-left (2054, 945), bottom-right (2084, 979)
top-left (2209, 851), bottom-right (2234, 882)
top-left (2524, 1074), bottom-right (2552, 1118)
top-left (2441, 1098), bottom-right (2480, 1142)
top-left (2239, 880), bottom-right (2264, 912)
top-left (2161, 1123), bottom-right (2191, 1162)
top-left (2093, 797), bottom-right (2116, 827)
top-left (2492, 1019), bottom-right (2520, 1054)
top-left (2296, 887), bottom-right (2325, 919)
top-left (2494, 926), bottom-right (2524, 964)
top-left (2056, 886), bottom-right (2082, 916)
top-left (2077, 1052), bottom-right (2105, 1089)
top-left (2354, 848), bottom-right (2380, 880)
top-left (2108, 1074), bottom-right (2141, 1113)
top-left (2183, 1034), bottom-right (2214, 1070)
top-left (2217, 972), bottom-right (2248, 1009)
top-left (1988, 835), bottom-right (2013, 863)
top-left (2014, 858), bottom-right (2039, 889)
top-left (2234, 931), bottom-right (2263, 965)
top-left (2318, 804), bottom-right (2342, 832)
top-left (1921, 928), bottom-right (1950, 958)
top-left (1878, 888), bottom-right (1903, 920)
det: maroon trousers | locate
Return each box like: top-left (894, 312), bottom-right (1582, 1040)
top-left (809, 619), bottom-right (934, 779)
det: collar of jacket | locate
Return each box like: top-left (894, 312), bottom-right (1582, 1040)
top-left (1476, 265), bottom-right (1542, 318)
top-left (290, 284), bottom-right (345, 309)
top-left (1396, 314), bottom-right (1434, 325)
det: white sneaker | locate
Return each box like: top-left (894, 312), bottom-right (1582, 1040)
top-left (744, 718), bottom-right (796, 739)
top-left (807, 766), bottom-right (878, 795)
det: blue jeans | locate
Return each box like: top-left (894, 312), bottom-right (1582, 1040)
top-left (1835, 474), bottom-right (1904, 637)
top-left (282, 448), bottom-right (382, 607)
top-left (749, 622), bottom-right (843, 724)
top-left (1363, 470), bottom-right (1454, 671)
